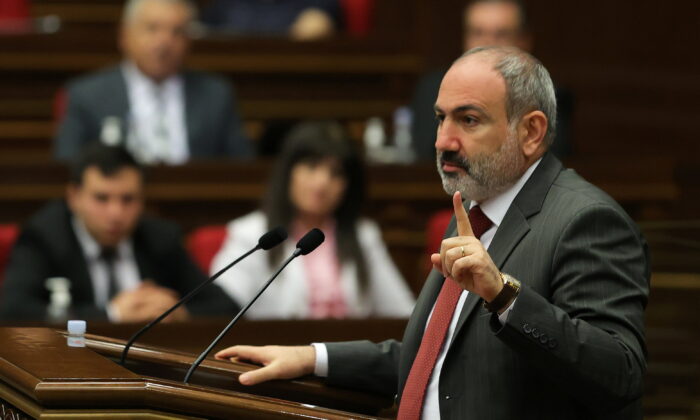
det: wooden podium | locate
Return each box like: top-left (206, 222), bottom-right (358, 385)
top-left (0, 327), bottom-right (393, 419)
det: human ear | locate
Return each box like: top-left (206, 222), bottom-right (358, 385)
top-left (518, 110), bottom-right (547, 158)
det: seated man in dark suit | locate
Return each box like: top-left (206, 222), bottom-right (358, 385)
top-left (55, 0), bottom-right (251, 164)
top-left (411, 0), bottom-right (573, 161)
top-left (0, 144), bottom-right (239, 322)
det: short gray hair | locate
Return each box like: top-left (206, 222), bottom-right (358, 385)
top-left (460, 46), bottom-right (557, 146)
top-left (122, 0), bottom-right (197, 24)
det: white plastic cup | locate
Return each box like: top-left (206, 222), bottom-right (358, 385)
top-left (67, 320), bottom-right (86, 347)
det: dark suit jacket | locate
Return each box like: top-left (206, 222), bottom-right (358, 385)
top-left (0, 201), bottom-right (240, 321)
top-left (410, 68), bottom-right (574, 160)
top-left (324, 153), bottom-right (649, 419)
top-left (54, 65), bottom-right (251, 160)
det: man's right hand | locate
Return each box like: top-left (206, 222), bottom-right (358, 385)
top-left (215, 345), bottom-right (316, 386)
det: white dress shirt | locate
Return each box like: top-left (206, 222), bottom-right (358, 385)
top-left (313, 158), bottom-right (542, 419)
top-left (122, 62), bottom-right (189, 164)
top-left (72, 218), bottom-right (141, 319)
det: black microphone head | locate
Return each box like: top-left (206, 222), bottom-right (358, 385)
top-left (296, 228), bottom-right (325, 255)
top-left (258, 226), bottom-right (288, 250)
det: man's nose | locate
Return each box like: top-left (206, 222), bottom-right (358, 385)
top-left (435, 119), bottom-right (461, 152)
top-left (106, 200), bottom-right (126, 220)
top-left (152, 29), bottom-right (174, 47)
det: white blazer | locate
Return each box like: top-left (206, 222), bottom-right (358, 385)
top-left (210, 211), bottom-right (416, 319)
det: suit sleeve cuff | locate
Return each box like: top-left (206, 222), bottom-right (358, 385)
top-left (497, 296), bottom-right (517, 324)
top-left (311, 343), bottom-right (329, 377)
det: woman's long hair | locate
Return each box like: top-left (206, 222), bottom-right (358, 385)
top-left (264, 121), bottom-right (368, 290)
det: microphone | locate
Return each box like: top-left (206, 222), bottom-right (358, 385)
top-left (183, 228), bottom-right (325, 383)
top-left (119, 226), bottom-right (287, 365)
top-left (295, 227), bottom-right (325, 255)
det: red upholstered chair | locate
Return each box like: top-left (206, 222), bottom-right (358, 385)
top-left (0, 0), bottom-right (30, 32)
top-left (340, 0), bottom-right (374, 37)
top-left (0, 224), bottom-right (20, 286)
top-left (186, 225), bottom-right (227, 274)
top-left (424, 209), bottom-right (453, 274)
top-left (53, 87), bottom-right (68, 126)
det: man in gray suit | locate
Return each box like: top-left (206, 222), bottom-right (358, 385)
top-left (214, 46), bottom-right (649, 419)
top-left (55, 0), bottom-right (251, 164)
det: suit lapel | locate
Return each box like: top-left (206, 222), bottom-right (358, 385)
top-left (183, 72), bottom-right (197, 153)
top-left (111, 67), bottom-right (130, 137)
top-left (450, 152), bottom-right (564, 345)
top-left (131, 224), bottom-right (156, 284)
top-left (57, 202), bottom-right (98, 302)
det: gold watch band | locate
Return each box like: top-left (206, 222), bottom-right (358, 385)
top-left (483, 273), bottom-right (521, 313)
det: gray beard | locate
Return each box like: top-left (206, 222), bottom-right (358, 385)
top-left (436, 130), bottom-right (525, 202)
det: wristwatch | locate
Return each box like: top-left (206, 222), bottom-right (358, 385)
top-left (483, 273), bottom-right (521, 313)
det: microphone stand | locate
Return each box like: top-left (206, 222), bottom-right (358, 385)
top-left (183, 249), bottom-right (302, 384)
top-left (119, 245), bottom-right (260, 366)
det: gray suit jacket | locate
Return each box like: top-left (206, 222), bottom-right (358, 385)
top-left (54, 65), bottom-right (251, 160)
top-left (324, 153), bottom-right (649, 419)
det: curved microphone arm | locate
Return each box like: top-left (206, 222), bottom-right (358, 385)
top-left (119, 245), bottom-right (261, 366)
top-left (183, 249), bottom-right (302, 384)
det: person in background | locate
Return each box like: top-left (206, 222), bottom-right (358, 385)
top-left (202, 0), bottom-right (341, 41)
top-left (55, 0), bottom-right (251, 164)
top-left (411, 0), bottom-right (573, 161)
top-left (211, 121), bottom-right (415, 319)
top-left (0, 143), bottom-right (239, 322)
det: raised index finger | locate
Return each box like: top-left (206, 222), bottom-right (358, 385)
top-left (452, 191), bottom-right (474, 237)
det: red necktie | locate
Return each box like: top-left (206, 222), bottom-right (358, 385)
top-left (397, 206), bottom-right (492, 420)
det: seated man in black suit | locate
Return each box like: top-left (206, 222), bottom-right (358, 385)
top-left (55, 0), bottom-right (251, 164)
top-left (0, 144), bottom-right (239, 322)
top-left (411, 0), bottom-right (573, 160)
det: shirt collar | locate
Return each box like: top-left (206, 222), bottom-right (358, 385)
top-left (121, 61), bottom-right (181, 96)
top-left (71, 216), bottom-right (133, 261)
top-left (470, 157), bottom-right (542, 227)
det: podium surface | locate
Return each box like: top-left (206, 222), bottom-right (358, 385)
top-left (0, 327), bottom-right (394, 419)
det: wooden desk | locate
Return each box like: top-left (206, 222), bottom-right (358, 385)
top-left (0, 327), bottom-right (396, 419)
top-left (0, 303), bottom-right (698, 419)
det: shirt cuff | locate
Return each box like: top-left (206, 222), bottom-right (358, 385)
top-left (497, 297), bottom-right (517, 324)
top-left (310, 342), bottom-right (329, 377)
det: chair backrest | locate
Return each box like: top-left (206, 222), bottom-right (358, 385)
top-left (0, 224), bottom-right (20, 286)
top-left (424, 209), bottom-right (453, 273)
top-left (53, 87), bottom-right (68, 126)
top-left (0, 0), bottom-right (29, 22)
top-left (340, 0), bottom-right (374, 37)
top-left (186, 225), bottom-right (227, 274)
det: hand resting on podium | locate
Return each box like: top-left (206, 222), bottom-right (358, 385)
top-left (215, 345), bottom-right (316, 385)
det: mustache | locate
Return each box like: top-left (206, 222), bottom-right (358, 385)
top-left (439, 151), bottom-right (470, 171)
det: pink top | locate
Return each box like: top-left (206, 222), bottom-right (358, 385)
top-left (293, 220), bottom-right (347, 318)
